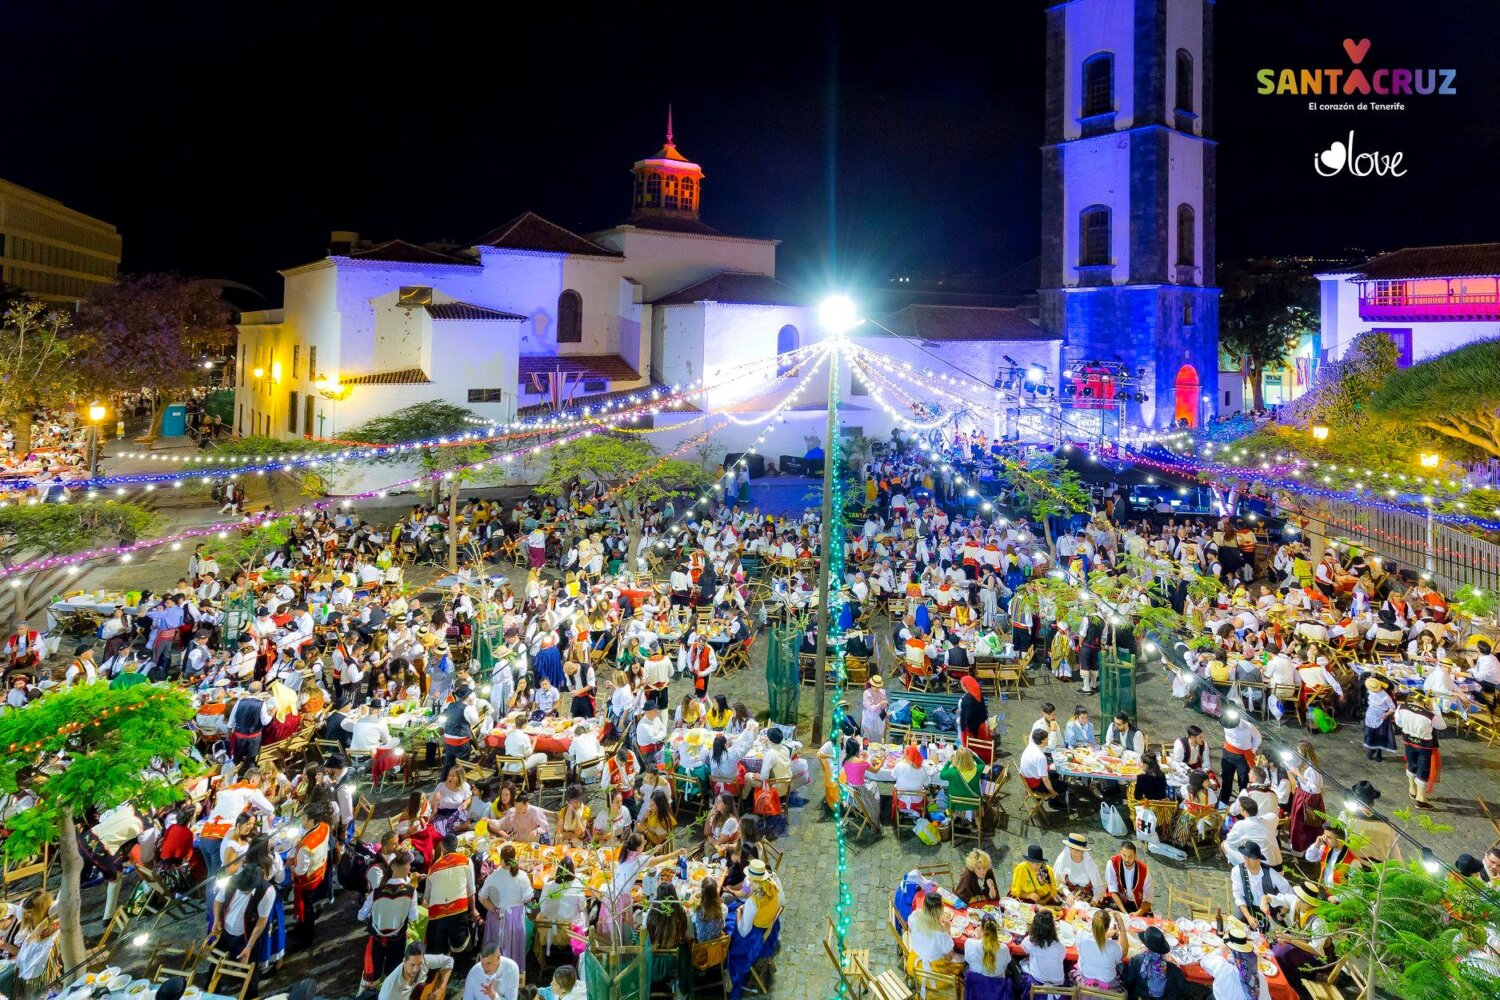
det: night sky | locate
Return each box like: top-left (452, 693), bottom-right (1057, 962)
top-left (4, 0), bottom-right (1497, 300)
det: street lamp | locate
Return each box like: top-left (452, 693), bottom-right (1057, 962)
top-left (1311, 424), bottom-right (1330, 442)
top-left (809, 294), bottom-right (860, 744)
top-left (1419, 451), bottom-right (1440, 468)
top-left (87, 401), bottom-right (106, 478)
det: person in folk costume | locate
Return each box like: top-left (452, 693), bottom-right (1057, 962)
top-left (228, 681), bottom-right (276, 771)
top-left (725, 860), bottom-right (783, 1000)
top-left (6, 621), bottom-right (41, 673)
top-left (560, 657), bottom-right (595, 719)
top-left (1200, 919), bottom-right (1270, 1000)
top-left (957, 674), bottom-right (992, 763)
top-left (359, 850), bottom-right (418, 991)
top-left (424, 833), bottom-right (478, 957)
top-left (1302, 827), bottom-right (1356, 888)
top-left (1217, 711), bottom-right (1262, 806)
top-left (439, 685), bottom-right (480, 779)
top-left (861, 675), bottom-right (888, 741)
top-left (1394, 696), bottom-right (1446, 809)
top-left (1050, 621), bottom-right (1075, 681)
top-left (688, 635), bottom-right (717, 699)
top-left (1104, 840), bottom-right (1154, 915)
top-left (1361, 675), bottom-right (1399, 762)
top-left (208, 861), bottom-right (274, 996)
top-left (1285, 740), bottom-right (1325, 853)
top-left (1078, 614), bottom-right (1105, 694)
top-left (477, 843), bottom-right (532, 968)
top-left (290, 800), bottom-right (335, 945)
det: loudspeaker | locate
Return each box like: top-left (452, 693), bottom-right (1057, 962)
top-left (724, 453), bottom-right (765, 478)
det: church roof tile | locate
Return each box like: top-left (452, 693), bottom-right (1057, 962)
top-left (652, 270), bottom-right (805, 306)
top-left (473, 212), bottom-right (623, 258)
top-left (424, 302), bottom-right (526, 321)
top-left (1354, 243), bottom-right (1500, 280)
top-left (868, 304), bottom-right (1052, 342)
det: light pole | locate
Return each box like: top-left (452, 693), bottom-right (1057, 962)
top-left (87, 401), bottom-right (106, 478)
top-left (811, 294), bottom-right (859, 745)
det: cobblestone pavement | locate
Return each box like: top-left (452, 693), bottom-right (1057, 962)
top-left (700, 641), bottom-right (1500, 998)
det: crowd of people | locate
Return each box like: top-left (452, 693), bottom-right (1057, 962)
top-left (2, 422), bottom-right (1499, 1000)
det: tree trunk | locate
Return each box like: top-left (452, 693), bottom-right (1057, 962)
top-left (56, 814), bottom-right (88, 980)
top-left (1043, 515), bottom-right (1057, 557)
top-left (1247, 363), bottom-right (1265, 413)
top-left (447, 482), bottom-right (461, 573)
top-left (13, 410), bottom-right (33, 455)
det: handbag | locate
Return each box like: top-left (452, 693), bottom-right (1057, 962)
top-left (913, 818), bottom-right (942, 846)
top-left (752, 784), bottom-right (783, 817)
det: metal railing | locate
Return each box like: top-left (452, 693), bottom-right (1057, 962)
top-left (1305, 498), bottom-right (1500, 594)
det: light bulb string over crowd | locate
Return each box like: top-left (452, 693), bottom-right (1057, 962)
top-left (653, 345), bottom-right (833, 551)
top-left (0, 342), bottom-right (837, 585)
top-left (15, 346), bottom-right (824, 495)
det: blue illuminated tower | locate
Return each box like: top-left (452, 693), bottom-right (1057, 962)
top-left (1040, 0), bottom-right (1221, 428)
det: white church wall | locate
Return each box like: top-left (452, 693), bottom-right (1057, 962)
top-left (657, 304), bottom-right (706, 387)
top-left (1060, 140), bottom-right (1131, 284)
top-left (595, 229), bottom-right (777, 301)
top-left (1167, 134), bottom-right (1205, 282)
top-left (700, 303), bottom-right (817, 413)
top-left (1062, 0), bottom-right (1138, 138)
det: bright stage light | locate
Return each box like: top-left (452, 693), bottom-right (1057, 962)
top-left (818, 294), bottom-right (860, 335)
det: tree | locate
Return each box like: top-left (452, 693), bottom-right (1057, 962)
top-left (0, 301), bottom-right (78, 454)
top-left (1313, 859), bottom-right (1499, 1000)
top-left (1219, 266), bottom-right (1319, 413)
top-left (1371, 338), bottom-right (1500, 459)
top-left (350, 402), bottom-right (499, 572)
top-left (201, 516), bottom-right (294, 575)
top-left (1001, 452), bottom-right (1091, 553)
top-left (536, 436), bottom-right (710, 571)
top-left (0, 684), bottom-right (199, 976)
top-left (75, 274), bottom-right (234, 427)
top-left (0, 501), bottom-right (159, 626)
top-left (1285, 329), bottom-right (1400, 431)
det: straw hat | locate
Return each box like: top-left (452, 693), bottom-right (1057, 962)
top-left (1293, 881), bottom-right (1325, 908)
top-left (1065, 833), bottom-right (1089, 851)
top-left (1364, 676), bottom-right (1386, 694)
top-left (747, 859), bottom-right (771, 881)
top-left (869, 675), bottom-right (884, 688)
top-left (1224, 920), bottom-right (1255, 953)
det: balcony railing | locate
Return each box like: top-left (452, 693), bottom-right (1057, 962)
top-left (1358, 291), bottom-right (1500, 321)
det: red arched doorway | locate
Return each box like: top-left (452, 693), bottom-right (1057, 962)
top-left (1173, 364), bottom-right (1201, 426)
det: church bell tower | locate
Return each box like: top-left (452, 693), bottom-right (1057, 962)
top-left (1039, 0), bottom-right (1220, 428)
top-left (628, 107), bottom-right (705, 227)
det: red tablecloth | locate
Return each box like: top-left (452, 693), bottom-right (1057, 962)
top-left (910, 891), bottom-right (1296, 1000)
top-left (484, 729), bottom-right (572, 755)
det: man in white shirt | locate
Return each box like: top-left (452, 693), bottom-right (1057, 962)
top-left (501, 726), bottom-right (548, 778)
top-left (1218, 712), bottom-right (1262, 806)
top-left (1029, 703), bottom-right (1061, 749)
top-left (1228, 842), bottom-right (1291, 932)
top-left (379, 942), bottom-right (454, 1000)
top-left (566, 725), bottom-right (603, 782)
top-left (1101, 713), bottom-right (1146, 755)
top-left (1223, 794), bottom-right (1282, 868)
top-left (344, 705), bottom-right (397, 752)
top-left (462, 943), bottom-right (519, 1000)
top-left (634, 705), bottom-right (668, 764)
top-left (1229, 767), bottom-right (1281, 825)
top-left (1018, 728), bottom-right (1065, 812)
top-left (1472, 640), bottom-right (1500, 691)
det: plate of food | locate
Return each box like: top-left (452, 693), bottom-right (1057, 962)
top-left (125, 980), bottom-right (153, 997)
top-left (1127, 915), bottom-right (1149, 933)
top-left (1056, 923), bottom-right (1077, 947)
top-left (107, 975), bottom-right (131, 992)
top-left (1259, 956), bottom-right (1278, 977)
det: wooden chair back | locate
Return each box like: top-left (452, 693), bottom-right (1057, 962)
top-left (207, 952), bottom-right (258, 1000)
top-left (949, 794), bottom-right (984, 847)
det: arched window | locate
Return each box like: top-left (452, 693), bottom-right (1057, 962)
top-left (557, 290), bottom-right (583, 344)
top-left (1173, 365), bottom-right (1202, 427)
top-left (645, 174), bottom-right (661, 207)
top-left (1176, 203), bottom-right (1196, 268)
top-left (1175, 49), bottom-right (1194, 112)
top-left (1082, 53), bottom-right (1114, 117)
top-left (1079, 205), bottom-right (1111, 267)
top-left (776, 324), bottom-right (799, 376)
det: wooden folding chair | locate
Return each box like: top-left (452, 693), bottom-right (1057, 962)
top-left (950, 794), bottom-right (984, 847)
top-left (800, 652), bottom-right (820, 687)
top-left (893, 790), bottom-right (929, 840)
top-left (983, 764), bottom-right (1011, 831)
top-left (824, 931), bottom-right (870, 998)
top-left (1478, 798), bottom-right (1500, 851)
top-left (915, 863), bottom-right (953, 884)
top-left (856, 954), bottom-right (914, 1000)
top-left (1020, 788), bottom-right (1058, 838)
top-left (312, 738), bottom-right (345, 763)
top-left (154, 968), bottom-right (198, 988)
top-left (355, 793), bottom-right (377, 841)
top-left (761, 840), bottom-right (785, 872)
top-left (1301, 953), bottom-right (1350, 1000)
top-left (1167, 885), bottom-right (1220, 922)
top-left (457, 757), bottom-right (493, 785)
top-left (94, 904), bottom-right (133, 950)
top-left (1030, 987), bottom-right (1078, 1000)
top-left (689, 934), bottom-right (732, 998)
top-left (2, 844), bottom-right (50, 893)
top-left (886, 723), bottom-right (913, 746)
top-left (207, 952), bottom-right (258, 1000)
top-left (494, 754), bottom-right (531, 788)
top-left (1271, 683), bottom-right (1304, 727)
top-left (996, 665), bottom-right (1023, 699)
top-left (570, 754), bottom-right (605, 787)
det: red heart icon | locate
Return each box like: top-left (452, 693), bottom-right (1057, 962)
top-left (1343, 38), bottom-right (1371, 64)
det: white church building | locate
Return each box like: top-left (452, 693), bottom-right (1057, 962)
top-left (233, 120), bottom-right (1058, 471)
